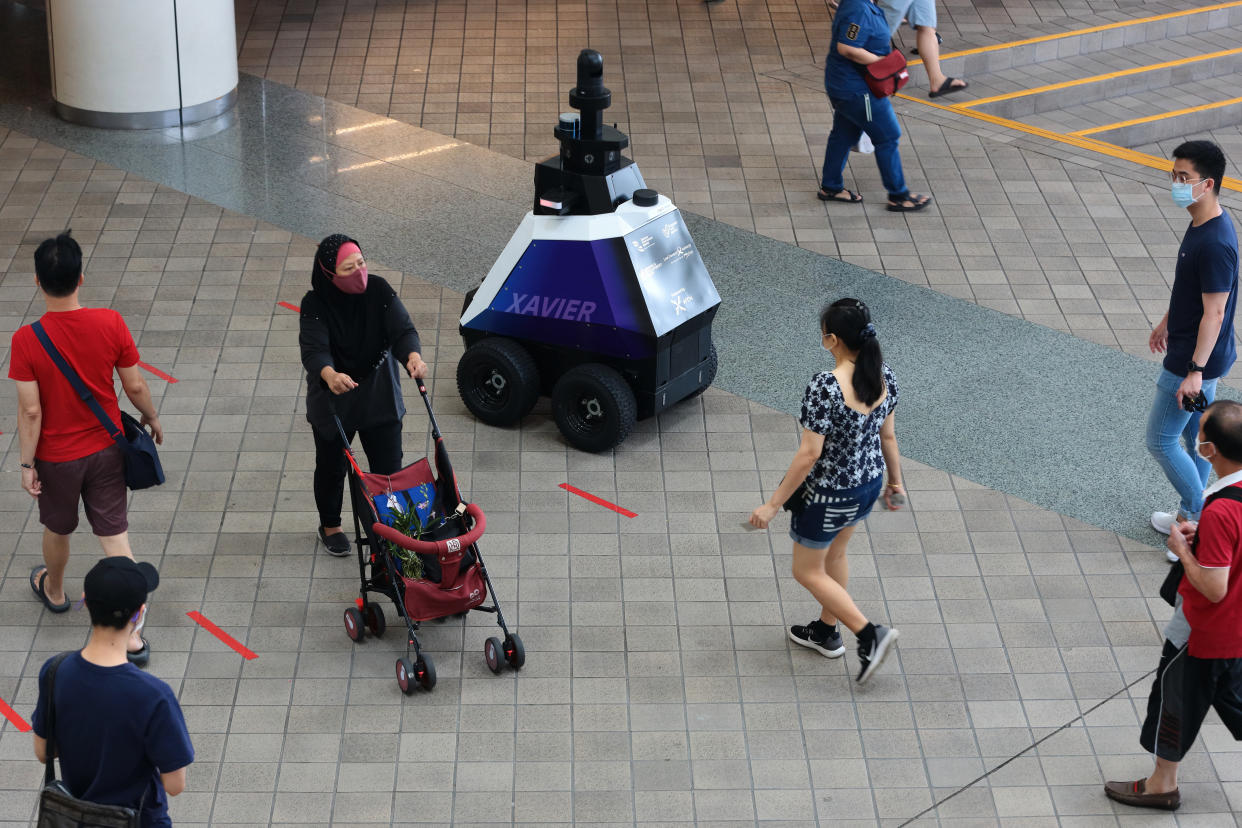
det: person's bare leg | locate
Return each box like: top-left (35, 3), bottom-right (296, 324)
top-left (792, 541), bottom-right (868, 633)
top-left (818, 526), bottom-right (856, 627)
top-left (916, 26), bottom-right (965, 92)
top-left (98, 532), bottom-right (133, 558)
top-left (98, 532), bottom-right (143, 651)
top-left (40, 529), bottom-right (71, 605)
top-left (1146, 756), bottom-right (1179, 793)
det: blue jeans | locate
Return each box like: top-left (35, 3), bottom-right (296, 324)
top-left (822, 93), bottom-right (907, 199)
top-left (1145, 368), bottom-right (1218, 518)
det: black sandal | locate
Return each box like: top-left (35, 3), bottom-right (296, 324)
top-left (30, 565), bottom-right (71, 614)
top-left (127, 638), bottom-right (150, 668)
top-left (886, 192), bottom-right (932, 212)
top-left (817, 187), bottom-right (863, 204)
top-left (928, 77), bottom-right (968, 99)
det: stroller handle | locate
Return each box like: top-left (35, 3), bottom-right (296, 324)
top-left (372, 502), bottom-right (487, 556)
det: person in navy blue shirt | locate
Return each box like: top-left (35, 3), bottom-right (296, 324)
top-left (32, 557), bottom-right (193, 827)
top-left (1147, 140), bottom-right (1240, 546)
top-left (819, 0), bottom-right (931, 212)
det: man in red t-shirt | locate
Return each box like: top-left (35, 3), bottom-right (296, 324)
top-left (8, 232), bottom-right (163, 665)
top-left (1106, 399), bottom-right (1242, 811)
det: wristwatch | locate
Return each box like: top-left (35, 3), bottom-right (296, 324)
top-left (1188, 361), bottom-right (1206, 373)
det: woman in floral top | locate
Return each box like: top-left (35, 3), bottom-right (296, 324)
top-left (749, 298), bottom-right (905, 683)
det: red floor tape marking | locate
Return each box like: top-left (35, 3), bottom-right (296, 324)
top-left (277, 301), bottom-right (301, 313)
top-left (138, 361), bottom-right (178, 384)
top-left (187, 611), bottom-right (258, 660)
top-left (559, 483), bottom-right (638, 518)
top-left (0, 696), bottom-right (31, 732)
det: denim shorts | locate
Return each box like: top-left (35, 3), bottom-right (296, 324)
top-left (788, 476), bottom-right (884, 549)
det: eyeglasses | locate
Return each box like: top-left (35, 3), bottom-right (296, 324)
top-left (1170, 172), bottom-right (1204, 185)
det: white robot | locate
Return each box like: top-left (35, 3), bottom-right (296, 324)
top-left (457, 50), bottom-right (721, 452)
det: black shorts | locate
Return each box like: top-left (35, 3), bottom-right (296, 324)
top-left (1140, 640), bottom-right (1242, 762)
top-left (35, 444), bottom-right (129, 536)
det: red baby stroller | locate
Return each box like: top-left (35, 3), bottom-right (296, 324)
top-left (337, 381), bottom-right (523, 694)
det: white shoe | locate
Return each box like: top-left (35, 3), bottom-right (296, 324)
top-left (1151, 511), bottom-right (1175, 535)
top-left (1166, 548), bottom-right (1179, 564)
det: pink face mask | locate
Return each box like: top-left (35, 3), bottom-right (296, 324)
top-left (332, 242), bottom-right (368, 294)
top-left (333, 266), bottom-right (368, 294)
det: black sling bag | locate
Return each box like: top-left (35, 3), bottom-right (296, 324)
top-left (1160, 486), bottom-right (1242, 606)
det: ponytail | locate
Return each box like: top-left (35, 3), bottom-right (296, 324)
top-left (820, 298), bottom-right (884, 406)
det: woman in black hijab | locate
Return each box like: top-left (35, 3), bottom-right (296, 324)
top-left (299, 234), bottom-right (427, 556)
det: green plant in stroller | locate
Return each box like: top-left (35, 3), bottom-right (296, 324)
top-left (384, 503), bottom-right (425, 581)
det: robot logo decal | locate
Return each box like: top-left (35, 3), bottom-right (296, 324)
top-left (671, 288), bottom-right (694, 316)
top-left (502, 292), bottom-right (598, 322)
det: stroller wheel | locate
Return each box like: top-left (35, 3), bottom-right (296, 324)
top-left (395, 657), bottom-right (416, 695)
top-left (484, 637), bottom-right (504, 674)
top-left (415, 652), bottom-right (437, 690)
top-left (365, 604), bottom-right (386, 638)
top-left (343, 607), bottom-right (365, 643)
top-left (504, 633), bottom-right (526, 669)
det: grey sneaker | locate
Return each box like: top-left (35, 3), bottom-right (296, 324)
top-left (789, 619), bottom-right (846, 658)
top-left (856, 625), bottom-right (899, 683)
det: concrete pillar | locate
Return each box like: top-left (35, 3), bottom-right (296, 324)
top-left (46, 0), bottom-right (238, 129)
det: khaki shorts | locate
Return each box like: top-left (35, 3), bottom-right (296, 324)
top-left (36, 444), bottom-right (129, 536)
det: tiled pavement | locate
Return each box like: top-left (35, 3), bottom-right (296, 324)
top-left (1, 127), bottom-right (1241, 825)
top-left (233, 0), bottom-right (1242, 383)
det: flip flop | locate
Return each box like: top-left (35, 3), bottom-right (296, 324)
top-left (30, 565), bottom-right (71, 614)
top-left (817, 187), bottom-right (864, 204)
top-left (127, 638), bottom-right (151, 669)
top-left (928, 78), bottom-right (968, 99)
top-left (886, 192), bottom-right (932, 212)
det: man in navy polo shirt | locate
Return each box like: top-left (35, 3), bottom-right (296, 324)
top-left (1147, 140), bottom-right (1239, 551)
top-left (32, 557), bottom-right (193, 827)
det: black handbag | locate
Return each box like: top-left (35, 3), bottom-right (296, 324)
top-left (32, 322), bottom-right (164, 490)
top-left (37, 653), bottom-right (144, 828)
top-left (1159, 486), bottom-right (1242, 606)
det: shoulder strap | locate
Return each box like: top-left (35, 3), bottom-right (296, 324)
top-left (1205, 485), bottom-right (1242, 508)
top-left (31, 321), bottom-right (123, 443)
top-left (42, 651), bottom-right (75, 786)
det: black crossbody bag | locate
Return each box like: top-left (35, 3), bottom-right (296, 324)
top-left (37, 652), bottom-right (145, 828)
top-left (31, 321), bottom-right (164, 490)
top-left (1160, 486), bottom-right (1242, 606)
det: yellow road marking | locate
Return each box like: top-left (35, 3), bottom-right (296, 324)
top-left (893, 92), bottom-right (1242, 191)
top-left (1070, 96), bottom-right (1242, 135)
top-left (955, 47), bottom-right (1242, 108)
top-left (909, 0), bottom-right (1242, 67)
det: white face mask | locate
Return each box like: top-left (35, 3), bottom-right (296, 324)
top-left (1196, 438), bottom-right (1215, 459)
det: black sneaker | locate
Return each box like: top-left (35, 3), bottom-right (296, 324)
top-left (318, 527), bottom-right (352, 557)
top-left (856, 625), bottom-right (899, 683)
top-left (788, 619), bottom-right (846, 658)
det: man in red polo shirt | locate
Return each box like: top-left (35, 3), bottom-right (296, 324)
top-left (9, 231), bottom-right (163, 665)
top-left (1106, 399), bottom-right (1242, 811)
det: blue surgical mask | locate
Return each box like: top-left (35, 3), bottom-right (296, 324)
top-left (1172, 181), bottom-right (1201, 209)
